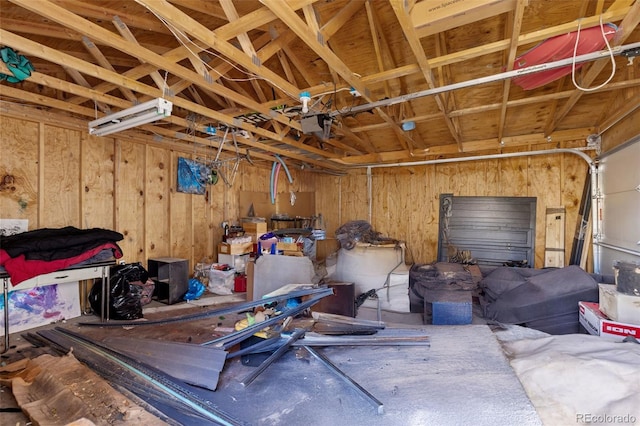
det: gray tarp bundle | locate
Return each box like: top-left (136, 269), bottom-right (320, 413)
top-left (480, 265), bottom-right (610, 334)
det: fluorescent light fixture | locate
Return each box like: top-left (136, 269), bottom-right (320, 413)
top-left (89, 98), bottom-right (173, 136)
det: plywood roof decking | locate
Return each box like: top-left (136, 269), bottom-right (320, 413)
top-left (1, 0), bottom-right (639, 171)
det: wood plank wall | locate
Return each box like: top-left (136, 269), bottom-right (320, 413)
top-left (0, 112), bottom-right (315, 273)
top-left (2, 110), bottom-right (636, 271)
top-left (315, 140), bottom-right (592, 268)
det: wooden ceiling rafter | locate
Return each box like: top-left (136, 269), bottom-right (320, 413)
top-left (170, 31), bottom-right (282, 108)
top-left (390, 0), bottom-right (462, 151)
top-left (50, 0), bottom-right (171, 35)
top-left (431, 31), bottom-right (463, 150)
top-left (112, 16), bottom-right (169, 92)
top-left (232, 5), bottom-right (633, 127)
top-left (345, 76), bottom-right (640, 135)
top-left (497, 0), bottom-right (528, 143)
top-left (365, 1), bottom-right (391, 100)
top-left (7, 0), bottom-right (308, 134)
top-left (367, 6), bottom-right (633, 82)
top-left (336, 127), bottom-right (595, 165)
top-left (81, 34), bottom-right (139, 103)
top-left (0, 28), bottom-right (342, 166)
top-left (597, 92), bottom-right (640, 134)
top-left (366, 1), bottom-right (428, 150)
top-left (167, 0), bottom-right (229, 22)
top-left (261, 0), bottom-right (417, 156)
top-left (219, 0), bottom-right (269, 106)
top-left (134, 0), bottom-right (301, 102)
top-left (60, 1), bottom-right (308, 118)
top-left (0, 81), bottom-right (339, 171)
top-left (60, 66), bottom-right (110, 113)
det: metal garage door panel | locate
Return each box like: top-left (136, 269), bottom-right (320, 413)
top-left (447, 227), bottom-right (533, 246)
top-left (438, 194), bottom-right (536, 266)
top-left (594, 136), bottom-right (640, 273)
top-left (601, 191), bottom-right (640, 250)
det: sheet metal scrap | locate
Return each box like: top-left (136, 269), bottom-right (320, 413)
top-left (79, 286), bottom-right (334, 328)
top-left (36, 327), bottom-right (243, 426)
top-left (101, 337), bottom-right (227, 391)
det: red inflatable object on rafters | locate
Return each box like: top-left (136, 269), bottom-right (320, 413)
top-left (512, 23), bottom-right (617, 90)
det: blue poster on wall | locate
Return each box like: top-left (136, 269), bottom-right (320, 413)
top-left (177, 157), bottom-right (210, 195)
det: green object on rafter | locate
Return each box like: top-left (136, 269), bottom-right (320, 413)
top-left (0, 47), bottom-right (35, 83)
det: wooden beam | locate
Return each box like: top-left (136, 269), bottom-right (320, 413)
top-left (390, 0), bottom-right (462, 150)
top-left (0, 29), bottom-right (339, 166)
top-left (337, 128), bottom-right (595, 165)
top-left (597, 94), bottom-right (640, 133)
top-left (61, 66), bottom-right (110, 113)
top-left (49, 0), bottom-right (171, 34)
top-left (7, 0), bottom-right (301, 132)
top-left (411, 0), bottom-right (518, 38)
top-left (136, 0), bottom-right (300, 99)
top-left (367, 0), bottom-right (429, 150)
top-left (219, 0), bottom-right (269, 104)
top-left (497, 0), bottom-right (527, 142)
top-left (81, 35), bottom-right (139, 103)
top-left (0, 83), bottom-right (343, 172)
top-left (261, 0), bottom-right (416, 153)
top-left (111, 17), bottom-right (167, 92)
top-left (166, 0), bottom-right (228, 21)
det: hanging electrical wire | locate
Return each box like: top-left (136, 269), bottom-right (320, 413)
top-left (140, 4), bottom-right (301, 103)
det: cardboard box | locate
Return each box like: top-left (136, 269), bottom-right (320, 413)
top-left (598, 284), bottom-right (617, 319)
top-left (218, 242), bottom-right (253, 255)
top-left (598, 284), bottom-right (640, 324)
top-left (277, 242), bottom-right (300, 252)
top-left (242, 222), bottom-right (268, 241)
top-left (578, 301), bottom-right (640, 341)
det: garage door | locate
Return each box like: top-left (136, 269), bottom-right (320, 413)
top-left (594, 135), bottom-right (640, 275)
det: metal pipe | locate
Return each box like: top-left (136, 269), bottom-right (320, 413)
top-left (367, 166), bottom-right (372, 223)
top-left (329, 42), bottom-right (640, 118)
top-left (240, 328), bottom-right (306, 387)
top-left (595, 242), bottom-right (640, 257)
top-left (303, 345), bottom-right (384, 415)
top-left (590, 162), bottom-right (602, 273)
top-left (360, 147), bottom-right (593, 169)
top-left (2, 278), bottom-right (9, 354)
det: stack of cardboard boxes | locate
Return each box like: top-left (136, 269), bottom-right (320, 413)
top-left (579, 261), bottom-right (640, 341)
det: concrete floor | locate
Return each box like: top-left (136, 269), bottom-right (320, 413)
top-left (1, 291), bottom-right (539, 426)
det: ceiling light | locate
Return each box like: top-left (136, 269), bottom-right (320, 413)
top-left (402, 121), bottom-right (415, 131)
top-left (89, 98), bottom-right (172, 136)
top-left (299, 91), bottom-right (311, 114)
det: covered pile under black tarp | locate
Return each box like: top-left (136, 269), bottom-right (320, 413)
top-left (479, 265), bottom-right (603, 334)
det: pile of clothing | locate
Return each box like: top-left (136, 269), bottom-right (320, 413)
top-left (0, 226), bottom-right (123, 285)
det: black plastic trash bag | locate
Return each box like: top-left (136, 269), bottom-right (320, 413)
top-left (89, 263), bottom-right (149, 320)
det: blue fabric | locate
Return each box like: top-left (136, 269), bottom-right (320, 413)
top-left (184, 278), bottom-right (206, 301)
